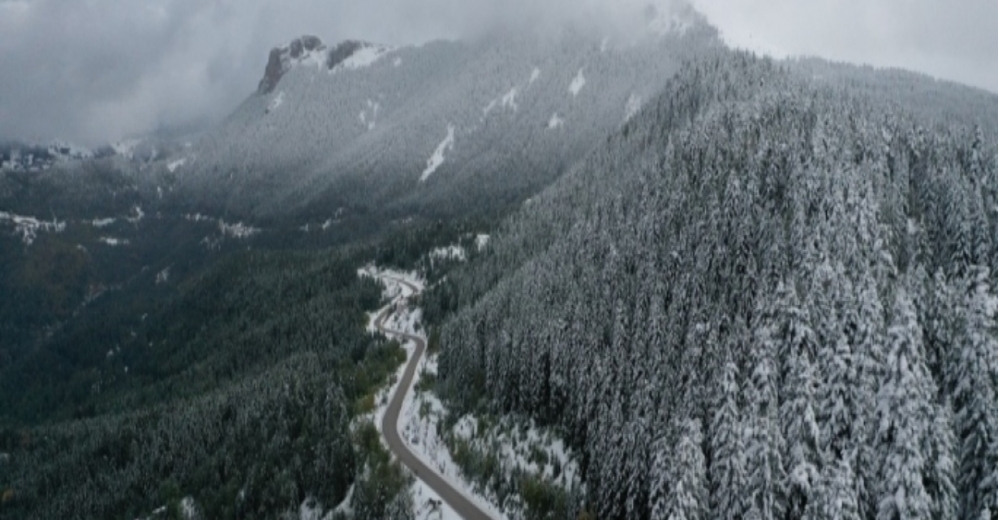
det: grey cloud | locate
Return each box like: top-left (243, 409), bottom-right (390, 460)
top-left (0, 0), bottom-right (995, 146)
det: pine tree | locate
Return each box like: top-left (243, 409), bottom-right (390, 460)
top-left (654, 419), bottom-right (707, 520)
top-left (875, 288), bottom-right (933, 520)
top-left (805, 457), bottom-right (861, 520)
top-left (953, 267), bottom-right (998, 520)
top-left (780, 335), bottom-right (821, 520)
top-left (744, 311), bottom-right (786, 520)
top-left (709, 358), bottom-right (746, 520)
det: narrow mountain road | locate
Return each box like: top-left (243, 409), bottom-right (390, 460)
top-left (376, 277), bottom-right (494, 520)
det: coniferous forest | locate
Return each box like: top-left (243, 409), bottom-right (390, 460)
top-left (428, 51), bottom-right (998, 519)
top-left (3, 9), bottom-right (998, 520)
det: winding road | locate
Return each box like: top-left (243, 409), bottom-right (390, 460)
top-left (376, 276), bottom-right (493, 520)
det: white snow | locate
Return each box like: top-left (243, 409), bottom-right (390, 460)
top-left (547, 113), bottom-right (564, 129)
top-left (569, 68), bottom-right (586, 97)
top-left (625, 94), bottom-right (642, 122)
top-left (475, 234), bottom-right (490, 251)
top-left (166, 157), bottom-right (187, 173)
top-left (335, 45), bottom-right (393, 71)
top-left (430, 245), bottom-right (467, 262)
top-left (359, 99), bottom-right (381, 130)
top-left (482, 98), bottom-right (499, 117)
top-left (126, 206), bottom-right (144, 224)
top-left (99, 237), bottom-right (129, 246)
top-left (0, 210), bottom-right (66, 245)
top-left (529, 67), bottom-right (541, 85)
top-left (186, 213), bottom-right (260, 239)
top-left (218, 220), bottom-right (260, 239)
top-left (267, 91), bottom-right (285, 113)
top-left (358, 266), bottom-right (505, 520)
top-left (91, 218), bottom-right (115, 228)
top-left (420, 124), bottom-right (455, 182)
top-left (500, 87), bottom-right (518, 112)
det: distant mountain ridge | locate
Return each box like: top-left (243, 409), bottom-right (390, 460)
top-left (167, 11), bottom-right (719, 220)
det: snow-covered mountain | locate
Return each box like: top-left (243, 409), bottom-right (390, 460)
top-left (174, 13), bottom-right (718, 218)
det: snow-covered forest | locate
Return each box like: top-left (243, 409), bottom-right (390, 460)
top-left (428, 50), bottom-right (998, 519)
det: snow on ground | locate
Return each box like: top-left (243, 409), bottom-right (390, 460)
top-left (500, 87), bottom-right (518, 112)
top-left (91, 218), bottom-right (115, 228)
top-left (185, 213), bottom-right (261, 240)
top-left (358, 265), bottom-right (506, 520)
top-left (267, 91), bottom-right (285, 113)
top-left (335, 45), bottom-right (393, 71)
top-left (547, 113), bottom-right (564, 129)
top-left (126, 206), bottom-right (145, 224)
top-left (359, 99), bottom-right (380, 130)
top-left (166, 157), bottom-right (187, 173)
top-left (99, 237), bottom-right (129, 246)
top-left (475, 234), bottom-right (491, 251)
top-left (625, 94), bottom-right (642, 122)
top-left (0, 210), bottom-right (66, 245)
top-left (529, 67), bottom-right (541, 85)
top-left (399, 354), bottom-right (508, 520)
top-left (218, 220), bottom-right (260, 239)
top-left (569, 68), bottom-right (587, 97)
top-left (430, 245), bottom-right (467, 262)
top-left (420, 124), bottom-right (455, 182)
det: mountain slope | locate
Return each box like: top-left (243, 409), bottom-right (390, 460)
top-left (427, 50), bottom-right (998, 519)
top-left (175, 18), bottom-right (719, 219)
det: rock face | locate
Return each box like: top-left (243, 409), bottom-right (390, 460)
top-left (257, 35), bottom-right (328, 95)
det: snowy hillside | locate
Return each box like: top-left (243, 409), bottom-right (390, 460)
top-left (177, 20), bottom-right (718, 218)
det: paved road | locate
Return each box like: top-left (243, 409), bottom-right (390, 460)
top-left (376, 277), bottom-right (494, 520)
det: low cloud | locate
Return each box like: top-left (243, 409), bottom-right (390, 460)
top-left (0, 0), bottom-right (995, 145)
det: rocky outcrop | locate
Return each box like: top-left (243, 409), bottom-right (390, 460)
top-left (257, 35), bottom-right (328, 95)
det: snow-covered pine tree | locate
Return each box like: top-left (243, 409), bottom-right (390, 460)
top-left (952, 267), bottom-right (998, 520)
top-left (744, 304), bottom-right (786, 520)
top-left (875, 288), bottom-right (934, 520)
top-left (709, 357), bottom-right (746, 520)
top-left (654, 418), bottom-right (707, 520)
top-left (780, 325), bottom-right (821, 520)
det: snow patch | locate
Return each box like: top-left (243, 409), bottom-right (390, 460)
top-left (429, 245), bottom-right (467, 262)
top-left (529, 67), bottom-right (541, 85)
top-left (569, 69), bottom-right (586, 97)
top-left (218, 220), bottom-right (260, 239)
top-left (156, 268), bottom-right (170, 285)
top-left (0, 211), bottom-right (66, 245)
top-left (359, 99), bottom-right (381, 130)
top-left (334, 45), bottom-right (393, 72)
top-left (547, 113), bottom-right (564, 129)
top-left (624, 94), bottom-right (642, 122)
top-left (166, 157), bottom-right (187, 173)
top-left (475, 234), bottom-right (490, 251)
top-left (91, 218), bottom-right (115, 228)
top-left (420, 124), bottom-right (455, 182)
top-left (267, 90), bottom-right (285, 113)
top-left (500, 87), bottom-right (518, 112)
top-left (126, 206), bottom-right (145, 224)
top-left (99, 237), bottom-right (129, 246)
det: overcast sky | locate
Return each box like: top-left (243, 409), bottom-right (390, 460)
top-left (1, 0), bottom-right (996, 146)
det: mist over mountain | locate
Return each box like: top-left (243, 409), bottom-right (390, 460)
top-left (3, 1), bottom-right (998, 519)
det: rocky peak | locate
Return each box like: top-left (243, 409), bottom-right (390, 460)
top-left (258, 35), bottom-right (328, 95)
